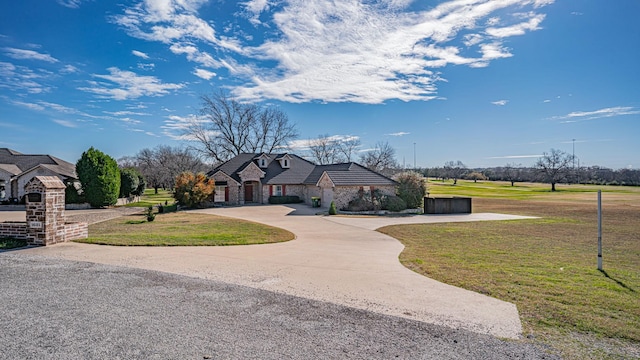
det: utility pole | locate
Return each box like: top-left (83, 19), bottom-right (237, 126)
top-left (413, 142), bottom-right (416, 169)
top-left (598, 190), bottom-right (603, 271)
top-left (572, 139), bottom-right (576, 184)
top-left (572, 139), bottom-right (576, 169)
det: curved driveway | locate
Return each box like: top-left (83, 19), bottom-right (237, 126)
top-left (18, 205), bottom-right (535, 339)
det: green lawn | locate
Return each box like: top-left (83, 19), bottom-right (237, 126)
top-left (427, 179), bottom-right (640, 200)
top-left (124, 188), bottom-right (176, 208)
top-left (380, 180), bottom-right (640, 359)
top-left (79, 211), bottom-right (295, 246)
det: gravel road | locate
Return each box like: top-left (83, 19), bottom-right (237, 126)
top-left (0, 253), bottom-right (558, 359)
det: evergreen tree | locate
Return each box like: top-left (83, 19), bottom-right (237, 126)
top-left (76, 147), bottom-right (120, 208)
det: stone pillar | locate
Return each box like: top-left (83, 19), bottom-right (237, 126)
top-left (24, 176), bottom-right (66, 246)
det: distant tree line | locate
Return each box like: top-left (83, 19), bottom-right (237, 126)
top-left (419, 152), bottom-right (640, 188)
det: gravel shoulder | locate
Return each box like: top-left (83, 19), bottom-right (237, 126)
top-left (0, 253), bottom-right (559, 359)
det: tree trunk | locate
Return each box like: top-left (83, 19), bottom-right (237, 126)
top-left (154, 186), bottom-right (159, 194)
top-left (511, 180), bottom-right (515, 186)
top-left (551, 182), bottom-right (556, 191)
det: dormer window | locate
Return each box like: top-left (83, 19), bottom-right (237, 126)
top-left (277, 154), bottom-right (292, 169)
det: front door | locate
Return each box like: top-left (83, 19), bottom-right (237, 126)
top-left (322, 187), bottom-right (334, 208)
top-left (244, 184), bottom-right (254, 202)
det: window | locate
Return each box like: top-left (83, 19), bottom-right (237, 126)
top-left (284, 159), bottom-right (289, 167)
top-left (260, 159), bottom-right (266, 167)
top-left (214, 186), bottom-right (226, 202)
top-left (274, 185), bottom-right (283, 196)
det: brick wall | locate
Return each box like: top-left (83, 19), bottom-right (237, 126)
top-left (0, 221), bottom-right (87, 242)
top-left (0, 222), bottom-right (27, 239)
top-left (64, 222), bottom-right (88, 241)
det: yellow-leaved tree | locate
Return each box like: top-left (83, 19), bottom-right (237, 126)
top-left (174, 172), bottom-right (215, 208)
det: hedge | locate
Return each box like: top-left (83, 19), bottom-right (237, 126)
top-left (268, 195), bottom-right (303, 204)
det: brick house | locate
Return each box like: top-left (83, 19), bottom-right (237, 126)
top-left (207, 153), bottom-right (397, 209)
top-left (0, 148), bottom-right (77, 202)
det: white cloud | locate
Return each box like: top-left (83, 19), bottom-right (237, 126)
top-left (10, 100), bottom-right (46, 111)
top-left (193, 68), bottom-right (216, 80)
top-left (0, 62), bottom-right (51, 94)
top-left (113, 0), bottom-right (241, 51)
top-left (60, 64), bottom-right (79, 73)
top-left (492, 100), bottom-right (508, 106)
top-left (104, 110), bottom-right (151, 116)
top-left (57, 0), bottom-right (84, 8)
top-left (242, 0), bottom-right (271, 24)
top-left (3, 48), bottom-right (59, 63)
top-left (132, 50), bottom-right (150, 59)
top-left (386, 132), bottom-right (410, 136)
top-left (162, 114), bottom-right (213, 140)
top-left (553, 106), bottom-right (640, 123)
top-left (114, 0), bottom-right (553, 104)
top-left (288, 134), bottom-right (360, 151)
top-left (79, 67), bottom-right (184, 100)
top-left (52, 119), bottom-right (77, 128)
top-left (543, 99), bottom-right (551, 103)
top-left (486, 14), bottom-right (545, 38)
top-left (137, 63), bottom-right (155, 71)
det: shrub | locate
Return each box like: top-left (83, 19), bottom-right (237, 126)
top-left (328, 201), bottom-right (337, 215)
top-left (268, 195), bottom-right (302, 204)
top-left (76, 147), bottom-right (120, 208)
top-left (347, 197), bottom-right (373, 212)
top-left (383, 195), bottom-right (407, 212)
top-left (173, 172), bottom-right (215, 208)
top-left (145, 206), bottom-right (155, 222)
top-left (394, 171), bottom-right (427, 209)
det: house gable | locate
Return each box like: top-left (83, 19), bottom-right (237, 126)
top-left (238, 161), bottom-right (266, 183)
top-left (254, 153), bottom-right (271, 169)
top-left (316, 172), bottom-right (335, 188)
top-left (275, 154), bottom-right (293, 169)
top-left (210, 170), bottom-right (240, 186)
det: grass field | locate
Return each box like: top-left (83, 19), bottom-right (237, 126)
top-left (379, 180), bottom-right (639, 359)
top-left (79, 212), bottom-right (295, 246)
top-left (124, 188), bottom-right (175, 208)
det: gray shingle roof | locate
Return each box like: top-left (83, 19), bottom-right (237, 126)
top-left (305, 163), bottom-right (397, 186)
top-left (208, 153), bottom-right (395, 187)
top-left (208, 153), bottom-right (316, 185)
top-left (0, 148), bottom-right (76, 179)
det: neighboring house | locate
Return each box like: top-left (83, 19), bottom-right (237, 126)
top-left (0, 148), bottom-right (77, 202)
top-left (207, 153), bottom-right (397, 209)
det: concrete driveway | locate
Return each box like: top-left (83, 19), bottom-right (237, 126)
top-left (16, 205), bottom-right (535, 339)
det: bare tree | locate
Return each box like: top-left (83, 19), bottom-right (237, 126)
top-left (337, 136), bottom-right (361, 162)
top-left (185, 91), bottom-right (298, 162)
top-left (443, 160), bottom-right (467, 185)
top-left (133, 146), bottom-right (206, 194)
top-left (359, 141), bottom-right (398, 176)
top-left (308, 134), bottom-right (342, 165)
top-left (502, 163), bottom-right (522, 186)
top-left (535, 149), bottom-right (574, 191)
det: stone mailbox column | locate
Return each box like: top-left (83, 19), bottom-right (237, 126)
top-left (24, 176), bottom-right (66, 246)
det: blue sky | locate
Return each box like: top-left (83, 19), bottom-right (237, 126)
top-left (1, 0), bottom-right (638, 169)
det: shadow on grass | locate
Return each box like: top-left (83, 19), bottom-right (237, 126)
top-left (600, 269), bottom-right (636, 293)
